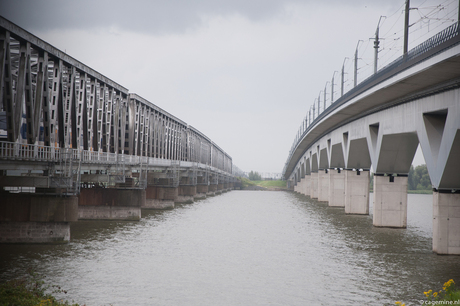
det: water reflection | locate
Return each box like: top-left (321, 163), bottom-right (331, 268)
top-left (0, 192), bottom-right (458, 306)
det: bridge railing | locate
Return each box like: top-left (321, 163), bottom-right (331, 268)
top-left (0, 141), bottom-right (233, 176)
top-left (283, 21), bottom-right (460, 178)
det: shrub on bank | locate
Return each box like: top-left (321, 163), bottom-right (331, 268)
top-left (394, 279), bottom-right (460, 306)
top-left (0, 272), bottom-right (81, 306)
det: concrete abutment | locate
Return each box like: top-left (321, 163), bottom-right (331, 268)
top-left (0, 193), bottom-right (78, 243)
top-left (78, 188), bottom-right (144, 220)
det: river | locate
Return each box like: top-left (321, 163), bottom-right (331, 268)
top-left (1, 191), bottom-right (459, 305)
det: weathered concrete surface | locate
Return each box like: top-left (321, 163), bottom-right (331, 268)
top-left (143, 186), bottom-right (177, 209)
top-left (318, 170), bottom-right (329, 202)
top-left (344, 170), bottom-right (369, 215)
top-left (432, 191), bottom-right (460, 255)
top-left (310, 172), bottom-right (318, 199)
top-left (78, 188), bottom-right (144, 220)
top-left (0, 193), bottom-right (78, 243)
top-left (177, 186), bottom-right (196, 204)
top-left (373, 175), bottom-right (407, 228)
top-left (328, 169), bottom-right (345, 207)
top-left (0, 221), bottom-right (70, 244)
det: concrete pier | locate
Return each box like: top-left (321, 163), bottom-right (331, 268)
top-left (310, 172), bottom-right (319, 199)
top-left (344, 170), bottom-right (369, 214)
top-left (208, 184), bottom-right (217, 196)
top-left (432, 191), bottom-right (460, 255)
top-left (318, 170), bottom-right (329, 202)
top-left (0, 193), bottom-right (78, 243)
top-left (144, 186), bottom-right (177, 209)
top-left (78, 188), bottom-right (144, 220)
top-left (305, 175), bottom-right (311, 197)
top-left (177, 185), bottom-right (196, 204)
top-left (373, 175), bottom-right (407, 228)
top-left (328, 169), bottom-right (345, 207)
top-left (196, 185), bottom-right (208, 199)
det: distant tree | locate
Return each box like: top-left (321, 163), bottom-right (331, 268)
top-left (248, 171), bottom-right (262, 181)
top-left (408, 164), bottom-right (431, 190)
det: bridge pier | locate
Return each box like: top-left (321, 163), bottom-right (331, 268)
top-left (432, 191), bottom-right (460, 255)
top-left (144, 186), bottom-right (177, 209)
top-left (328, 169), bottom-right (345, 207)
top-left (304, 175), bottom-right (311, 196)
top-left (318, 170), bottom-right (329, 202)
top-left (372, 175), bottom-right (407, 228)
top-left (196, 176), bottom-right (209, 199)
top-left (177, 185), bottom-right (196, 204)
top-left (298, 177), bottom-right (306, 195)
top-left (0, 193), bottom-right (78, 243)
top-left (344, 170), bottom-right (370, 214)
top-left (78, 188), bottom-right (144, 220)
top-left (310, 172), bottom-right (319, 199)
top-left (208, 183), bottom-right (217, 196)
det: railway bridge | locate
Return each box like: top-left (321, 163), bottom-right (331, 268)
top-left (0, 17), bottom-right (240, 243)
top-left (283, 22), bottom-right (460, 255)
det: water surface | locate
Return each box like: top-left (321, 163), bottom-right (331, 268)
top-left (1, 191), bottom-right (459, 306)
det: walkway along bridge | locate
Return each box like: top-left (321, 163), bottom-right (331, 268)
top-left (0, 16), bottom-right (242, 243)
top-left (283, 20), bottom-right (460, 255)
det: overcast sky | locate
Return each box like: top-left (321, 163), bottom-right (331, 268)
top-left (1, 0), bottom-right (457, 174)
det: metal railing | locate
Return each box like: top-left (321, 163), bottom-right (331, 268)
top-left (0, 141), bottom-right (234, 177)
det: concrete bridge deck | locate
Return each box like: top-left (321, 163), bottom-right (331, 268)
top-left (284, 22), bottom-right (460, 255)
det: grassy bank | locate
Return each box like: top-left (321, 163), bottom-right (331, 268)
top-left (236, 178), bottom-right (287, 190)
top-left (252, 180), bottom-right (287, 189)
top-left (407, 189), bottom-right (432, 194)
top-left (0, 273), bottom-right (80, 306)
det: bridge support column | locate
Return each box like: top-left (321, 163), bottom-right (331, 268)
top-left (78, 188), bottom-right (144, 220)
top-left (373, 175), bottom-right (407, 228)
top-left (344, 170), bottom-right (369, 214)
top-left (433, 191), bottom-right (460, 255)
top-left (300, 177), bottom-right (307, 195)
top-left (328, 169), bottom-right (345, 207)
top-left (305, 175), bottom-right (311, 196)
top-left (216, 183), bottom-right (224, 194)
top-left (208, 184), bottom-right (217, 196)
top-left (294, 181), bottom-right (300, 193)
top-left (318, 170), bottom-right (329, 202)
top-left (310, 172), bottom-right (319, 199)
top-left (196, 185), bottom-right (208, 199)
top-left (144, 186), bottom-right (177, 209)
top-left (0, 193), bottom-right (78, 243)
top-left (177, 186), bottom-right (196, 204)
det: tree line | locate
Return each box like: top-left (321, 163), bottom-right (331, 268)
top-left (248, 171), bottom-right (262, 181)
top-left (408, 164), bottom-right (432, 190)
top-left (369, 164), bottom-right (432, 190)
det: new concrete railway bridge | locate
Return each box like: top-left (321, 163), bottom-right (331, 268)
top-left (0, 17), bottom-right (242, 243)
top-left (283, 21), bottom-right (460, 255)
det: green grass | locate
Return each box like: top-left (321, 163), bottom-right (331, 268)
top-left (252, 180), bottom-right (287, 189)
top-left (408, 189), bottom-right (432, 194)
top-left (0, 272), bottom-right (81, 306)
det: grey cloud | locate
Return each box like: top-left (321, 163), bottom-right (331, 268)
top-left (0, 0), bottom-right (401, 35)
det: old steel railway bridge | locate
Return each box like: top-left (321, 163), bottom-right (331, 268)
top-left (0, 16), bottom-right (242, 243)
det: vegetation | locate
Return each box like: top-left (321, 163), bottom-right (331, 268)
top-left (238, 177), bottom-right (257, 188)
top-left (0, 271), bottom-right (80, 306)
top-left (395, 279), bottom-right (460, 306)
top-left (370, 164), bottom-right (432, 193)
top-left (252, 180), bottom-right (287, 189)
top-left (236, 177), bottom-right (287, 190)
top-left (248, 171), bottom-right (262, 181)
top-left (408, 164), bottom-right (432, 190)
